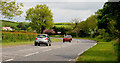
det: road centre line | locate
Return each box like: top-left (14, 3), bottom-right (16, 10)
top-left (44, 49), bottom-right (52, 52)
top-left (5, 59), bottom-right (14, 61)
top-left (25, 52), bottom-right (39, 57)
top-left (69, 59), bottom-right (72, 61)
top-left (19, 49), bottom-right (32, 51)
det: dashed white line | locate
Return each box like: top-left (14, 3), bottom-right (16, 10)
top-left (44, 49), bottom-right (52, 52)
top-left (19, 49), bottom-right (32, 51)
top-left (5, 59), bottom-right (14, 61)
top-left (25, 52), bottom-right (39, 57)
top-left (69, 59), bottom-right (72, 61)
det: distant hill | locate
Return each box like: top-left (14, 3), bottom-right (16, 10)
top-left (1, 20), bottom-right (29, 27)
top-left (1, 20), bottom-right (73, 28)
top-left (1, 20), bottom-right (19, 27)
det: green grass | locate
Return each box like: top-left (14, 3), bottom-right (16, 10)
top-left (2, 41), bottom-right (34, 47)
top-left (51, 38), bottom-right (62, 42)
top-left (2, 38), bottom-right (62, 47)
top-left (77, 40), bottom-right (117, 61)
top-left (1, 20), bottom-right (19, 27)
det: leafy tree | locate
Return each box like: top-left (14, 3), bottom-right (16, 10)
top-left (25, 4), bottom-right (54, 33)
top-left (73, 15), bottom-right (97, 37)
top-left (17, 22), bottom-right (29, 30)
top-left (71, 18), bottom-right (81, 30)
top-left (0, 0), bottom-right (23, 19)
top-left (96, 1), bottom-right (120, 40)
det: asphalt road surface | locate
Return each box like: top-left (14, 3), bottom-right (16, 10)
top-left (2, 39), bottom-right (97, 63)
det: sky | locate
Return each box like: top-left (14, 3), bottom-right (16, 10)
top-left (1, 0), bottom-right (108, 23)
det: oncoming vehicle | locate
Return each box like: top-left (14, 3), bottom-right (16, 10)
top-left (66, 35), bottom-right (72, 40)
top-left (35, 34), bottom-right (51, 46)
top-left (63, 36), bottom-right (72, 43)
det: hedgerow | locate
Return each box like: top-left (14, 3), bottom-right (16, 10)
top-left (2, 32), bottom-right (37, 42)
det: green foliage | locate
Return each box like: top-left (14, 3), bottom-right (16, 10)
top-left (73, 15), bottom-right (97, 37)
top-left (17, 22), bottom-right (30, 30)
top-left (0, 0), bottom-right (23, 19)
top-left (96, 2), bottom-right (120, 38)
top-left (25, 4), bottom-right (54, 33)
top-left (52, 26), bottom-right (67, 35)
top-left (2, 32), bottom-right (37, 42)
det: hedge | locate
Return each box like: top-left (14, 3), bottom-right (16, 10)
top-left (2, 32), bottom-right (37, 42)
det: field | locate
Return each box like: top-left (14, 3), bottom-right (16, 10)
top-left (1, 20), bottom-right (73, 29)
top-left (1, 20), bottom-right (19, 27)
top-left (54, 23), bottom-right (73, 28)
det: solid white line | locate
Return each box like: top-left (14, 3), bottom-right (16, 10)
top-left (25, 52), bottom-right (39, 57)
top-left (78, 51), bottom-right (84, 55)
top-left (5, 59), bottom-right (13, 61)
top-left (77, 43), bottom-right (97, 56)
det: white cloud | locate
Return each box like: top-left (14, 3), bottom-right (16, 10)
top-left (16, 0), bottom-right (108, 2)
top-left (3, 2), bottom-right (105, 23)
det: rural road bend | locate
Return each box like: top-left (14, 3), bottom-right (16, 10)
top-left (2, 39), bottom-right (97, 62)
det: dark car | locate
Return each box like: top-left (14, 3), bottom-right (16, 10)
top-left (63, 36), bottom-right (72, 43)
top-left (35, 34), bottom-right (51, 46)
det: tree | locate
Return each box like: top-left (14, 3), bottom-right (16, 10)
top-left (96, 1), bottom-right (120, 40)
top-left (25, 4), bottom-right (54, 33)
top-left (0, 0), bottom-right (23, 19)
top-left (72, 15), bottom-right (97, 37)
top-left (17, 22), bottom-right (29, 30)
top-left (71, 18), bottom-right (81, 30)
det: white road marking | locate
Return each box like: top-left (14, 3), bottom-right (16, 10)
top-left (77, 43), bottom-right (97, 56)
top-left (25, 52), bottom-right (39, 57)
top-left (5, 59), bottom-right (13, 61)
top-left (19, 49), bottom-right (32, 51)
top-left (44, 49), bottom-right (52, 52)
top-left (69, 59), bottom-right (72, 61)
top-left (78, 51), bottom-right (84, 55)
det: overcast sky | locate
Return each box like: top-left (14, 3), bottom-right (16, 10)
top-left (2, 0), bottom-right (108, 23)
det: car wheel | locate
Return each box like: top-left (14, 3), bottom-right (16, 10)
top-left (63, 41), bottom-right (65, 43)
top-left (38, 43), bottom-right (40, 46)
top-left (49, 44), bottom-right (51, 46)
top-left (34, 42), bottom-right (37, 46)
top-left (69, 40), bottom-right (71, 43)
top-left (46, 43), bottom-right (48, 46)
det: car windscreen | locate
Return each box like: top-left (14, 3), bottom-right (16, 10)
top-left (37, 35), bottom-right (46, 38)
top-left (64, 36), bottom-right (70, 38)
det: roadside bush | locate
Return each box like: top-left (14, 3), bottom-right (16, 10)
top-left (2, 32), bottom-right (37, 42)
top-left (96, 35), bottom-right (103, 39)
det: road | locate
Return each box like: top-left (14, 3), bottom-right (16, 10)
top-left (2, 39), bottom-right (97, 63)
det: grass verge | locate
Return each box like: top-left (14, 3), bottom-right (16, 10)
top-left (2, 38), bottom-right (62, 47)
top-left (51, 38), bottom-right (62, 42)
top-left (77, 39), bottom-right (117, 62)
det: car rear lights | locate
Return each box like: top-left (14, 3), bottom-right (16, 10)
top-left (35, 38), bottom-right (38, 40)
top-left (45, 38), bottom-right (48, 40)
